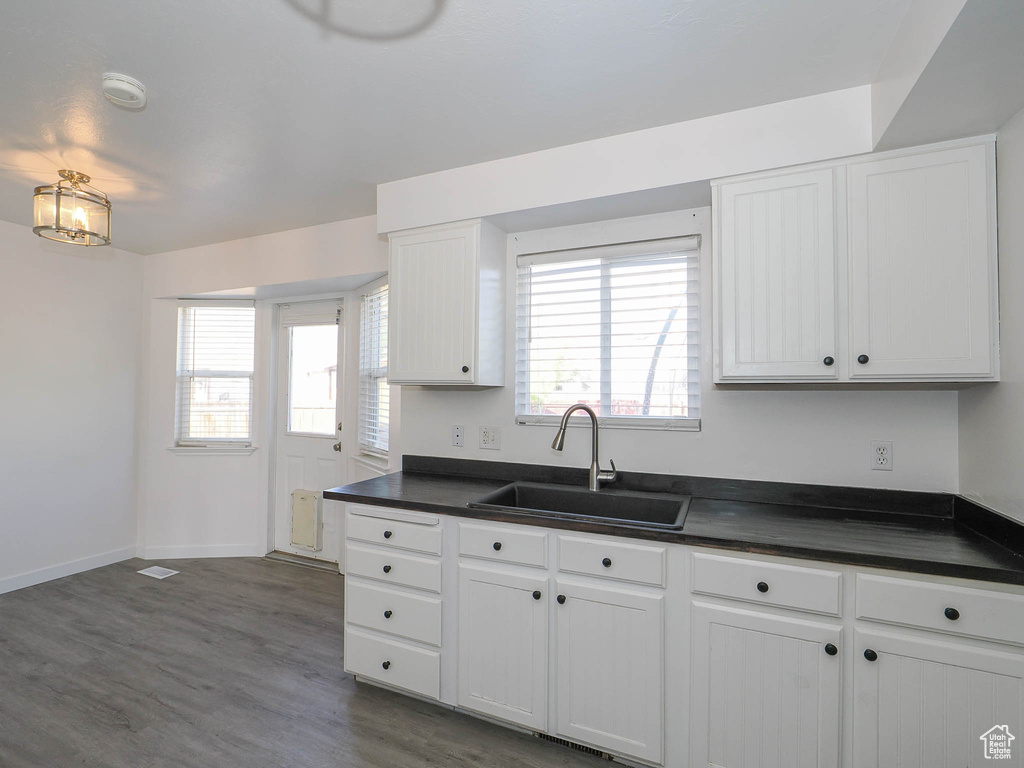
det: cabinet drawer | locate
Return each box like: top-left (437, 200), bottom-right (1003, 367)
top-left (346, 543), bottom-right (442, 593)
top-left (557, 535), bottom-right (666, 587)
top-left (692, 552), bottom-right (842, 616)
top-left (348, 511), bottom-right (442, 555)
top-left (459, 523), bottom-right (547, 568)
top-left (856, 573), bottom-right (1024, 647)
top-left (346, 580), bottom-right (442, 647)
top-left (344, 627), bottom-right (440, 700)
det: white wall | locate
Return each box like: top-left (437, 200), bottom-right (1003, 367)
top-left (400, 209), bottom-right (960, 492)
top-left (0, 219), bottom-right (142, 593)
top-left (136, 216), bottom-right (389, 558)
top-left (959, 106), bottom-right (1024, 522)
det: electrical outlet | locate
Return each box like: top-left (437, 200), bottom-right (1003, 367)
top-left (871, 440), bottom-right (893, 471)
top-left (451, 425), bottom-right (464, 447)
top-left (479, 426), bottom-right (502, 450)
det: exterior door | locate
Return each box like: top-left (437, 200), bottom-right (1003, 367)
top-left (690, 602), bottom-right (843, 768)
top-left (457, 563), bottom-right (549, 730)
top-left (853, 628), bottom-right (1024, 768)
top-left (273, 299), bottom-right (345, 563)
top-left (554, 579), bottom-right (664, 764)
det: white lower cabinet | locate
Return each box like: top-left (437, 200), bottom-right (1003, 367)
top-left (853, 628), bottom-right (1024, 768)
top-left (456, 564), bottom-right (549, 729)
top-left (689, 602), bottom-right (843, 768)
top-left (555, 579), bottom-right (665, 764)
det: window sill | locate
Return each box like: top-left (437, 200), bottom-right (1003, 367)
top-left (168, 446), bottom-right (257, 456)
top-left (352, 453), bottom-right (390, 474)
top-left (516, 416), bottom-right (701, 432)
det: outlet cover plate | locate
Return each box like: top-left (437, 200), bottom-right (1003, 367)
top-left (479, 426), bottom-right (502, 450)
top-left (452, 425), bottom-right (464, 447)
top-left (871, 440), bottom-right (893, 471)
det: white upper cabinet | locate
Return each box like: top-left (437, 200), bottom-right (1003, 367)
top-left (388, 219), bottom-right (506, 386)
top-left (713, 137), bottom-right (998, 383)
top-left (716, 168), bottom-right (838, 381)
top-left (847, 144), bottom-right (998, 379)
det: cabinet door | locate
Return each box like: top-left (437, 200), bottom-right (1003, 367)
top-left (554, 580), bottom-right (664, 763)
top-left (389, 222), bottom-right (478, 384)
top-left (690, 602), bottom-right (843, 768)
top-left (717, 169), bottom-right (838, 380)
top-left (854, 628), bottom-right (1024, 768)
top-left (847, 144), bottom-right (997, 379)
top-left (457, 564), bottom-right (548, 729)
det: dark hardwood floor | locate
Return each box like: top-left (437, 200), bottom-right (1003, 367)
top-left (0, 558), bottom-right (597, 768)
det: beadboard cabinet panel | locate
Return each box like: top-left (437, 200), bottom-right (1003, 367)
top-left (716, 168), bottom-right (838, 381)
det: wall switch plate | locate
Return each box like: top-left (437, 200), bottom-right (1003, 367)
top-left (479, 426), bottom-right (502, 450)
top-left (451, 425), bottom-right (464, 447)
top-left (871, 440), bottom-right (893, 471)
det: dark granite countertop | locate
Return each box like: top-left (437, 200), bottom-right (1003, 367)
top-left (324, 456), bottom-right (1024, 587)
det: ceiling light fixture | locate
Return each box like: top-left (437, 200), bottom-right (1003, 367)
top-left (33, 170), bottom-right (112, 246)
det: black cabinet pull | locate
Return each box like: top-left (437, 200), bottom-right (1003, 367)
top-left (382, 565), bottom-right (392, 574)
top-left (383, 530), bottom-right (393, 539)
top-left (864, 649), bottom-right (878, 662)
top-left (462, 365), bottom-right (470, 373)
top-left (757, 581), bottom-right (770, 593)
top-left (945, 607), bottom-right (961, 621)
top-left (824, 643), bottom-right (838, 656)
top-left (532, 590), bottom-right (542, 600)
top-left (557, 594), bottom-right (566, 604)
top-left (857, 354), bottom-right (870, 365)
top-left (493, 542), bottom-right (502, 551)
top-left (602, 557), bottom-right (612, 568)
top-left (381, 660), bottom-right (391, 670)
top-left (383, 610), bottom-right (392, 619)
top-left (823, 356), bottom-right (835, 366)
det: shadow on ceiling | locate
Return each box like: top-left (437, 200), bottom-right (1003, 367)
top-left (281, 0), bottom-right (446, 40)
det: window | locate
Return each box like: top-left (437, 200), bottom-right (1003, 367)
top-left (359, 282), bottom-right (389, 456)
top-left (280, 300), bottom-right (341, 436)
top-left (175, 303), bottom-right (256, 446)
top-left (516, 236), bottom-right (701, 430)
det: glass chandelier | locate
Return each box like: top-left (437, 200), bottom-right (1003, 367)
top-left (33, 170), bottom-right (111, 246)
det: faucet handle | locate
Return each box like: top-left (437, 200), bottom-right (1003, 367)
top-left (597, 459), bottom-right (618, 486)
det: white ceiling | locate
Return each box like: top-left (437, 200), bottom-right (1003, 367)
top-left (0, 0), bottom-right (912, 255)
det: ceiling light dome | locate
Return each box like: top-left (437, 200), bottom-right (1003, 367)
top-left (33, 170), bottom-right (112, 246)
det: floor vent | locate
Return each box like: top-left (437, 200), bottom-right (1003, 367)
top-left (534, 733), bottom-right (613, 760)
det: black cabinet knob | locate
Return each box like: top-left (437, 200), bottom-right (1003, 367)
top-left (493, 541), bottom-right (502, 551)
top-left (945, 607), bottom-right (961, 621)
top-left (381, 660), bottom-right (391, 670)
top-left (857, 354), bottom-right (870, 365)
top-left (532, 590), bottom-right (542, 600)
top-left (602, 557), bottom-right (612, 568)
top-left (382, 564), bottom-right (392, 574)
top-left (824, 643), bottom-right (838, 656)
top-left (462, 365), bottom-right (470, 373)
top-left (383, 530), bottom-right (392, 539)
top-left (757, 581), bottom-right (770, 593)
top-left (823, 356), bottom-right (835, 366)
top-left (556, 594), bottom-right (566, 604)
top-left (383, 610), bottom-right (392, 619)
top-left (864, 649), bottom-right (878, 662)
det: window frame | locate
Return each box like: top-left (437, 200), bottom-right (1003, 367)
top-left (174, 300), bottom-right (257, 449)
top-left (514, 234), bottom-right (702, 432)
top-left (358, 278), bottom-right (390, 458)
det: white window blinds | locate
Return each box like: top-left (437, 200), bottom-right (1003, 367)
top-left (516, 236), bottom-right (701, 430)
top-left (359, 284), bottom-right (389, 456)
top-left (175, 303), bottom-right (256, 446)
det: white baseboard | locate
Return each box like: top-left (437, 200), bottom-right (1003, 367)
top-left (139, 543), bottom-right (267, 560)
top-left (0, 545), bottom-right (136, 596)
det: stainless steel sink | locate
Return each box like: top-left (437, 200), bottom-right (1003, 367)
top-left (468, 481), bottom-right (690, 530)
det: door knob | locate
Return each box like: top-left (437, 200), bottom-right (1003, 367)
top-left (333, 442), bottom-right (342, 452)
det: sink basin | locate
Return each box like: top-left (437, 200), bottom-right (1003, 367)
top-left (468, 481), bottom-right (690, 530)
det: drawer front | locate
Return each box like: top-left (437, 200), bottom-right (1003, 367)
top-left (348, 513), bottom-right (442, 556)
top-left (692, 552), bottom-right (842, 616)
top-left (344, 627), bottom-right (440, 700)
top-left (346, 580), bottom-right (442, 647)
top-left (459, 523), bottom-right (548, 568)
top-left (557, 535), bottom-right (667, 587)
top-left (857, 573), bottom-right (1024, 646)
top-left (346, 544), bottom-right (442, 594)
